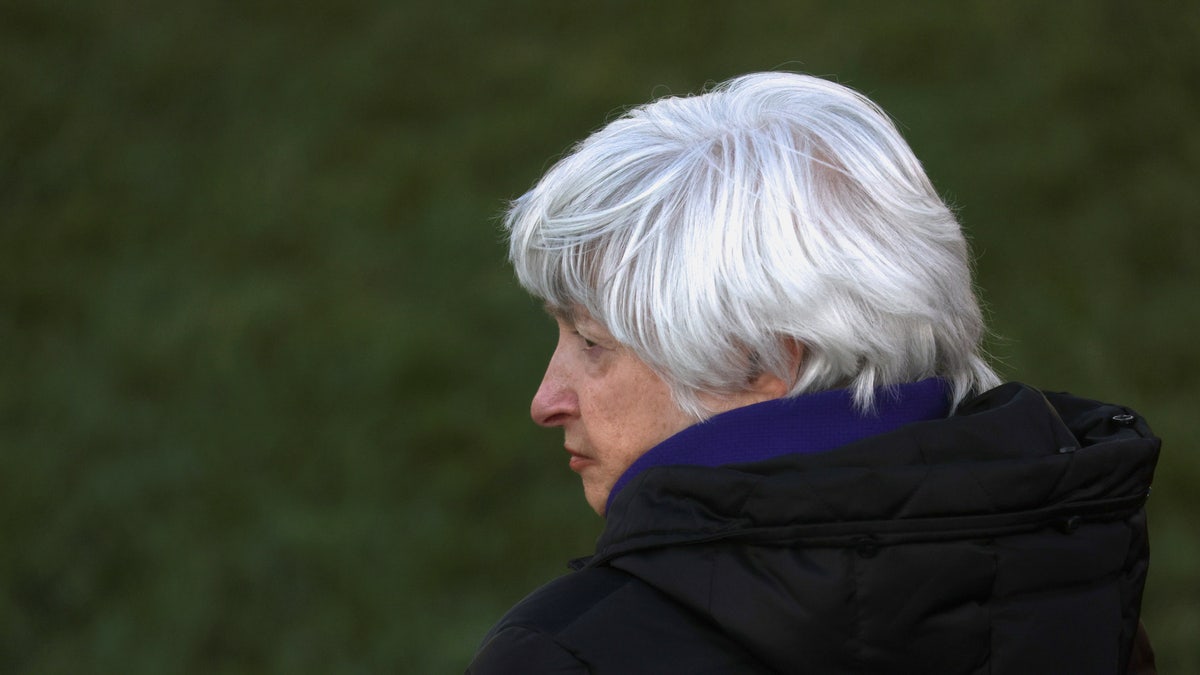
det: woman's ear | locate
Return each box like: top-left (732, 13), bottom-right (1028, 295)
top-left (700, 340), bottom-right (805, 415)
top-left (746, 339), bottom-right (804, 401)
top-left (747, 371), bottom-right (790, 400)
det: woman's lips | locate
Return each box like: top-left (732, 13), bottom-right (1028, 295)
top-left (567, 451), bottom-right (595, 473)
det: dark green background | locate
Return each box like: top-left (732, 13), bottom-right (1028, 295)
top-left (3, 1), bottom-right (1197, 672)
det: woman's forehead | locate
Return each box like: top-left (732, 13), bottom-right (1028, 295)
top-left (541, 301), bottom-right (574, 321)
top-left (543, 303), bottom-right (615, 335)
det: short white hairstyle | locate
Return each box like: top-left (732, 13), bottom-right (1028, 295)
top-left (506, 72), bottom-right (1000, 418)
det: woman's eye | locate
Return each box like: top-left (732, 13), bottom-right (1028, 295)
top-left (573, 331), bottom-right (599, 349)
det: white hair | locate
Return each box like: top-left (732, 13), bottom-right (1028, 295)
top-left (505, 72), bottom-right (1000, 418)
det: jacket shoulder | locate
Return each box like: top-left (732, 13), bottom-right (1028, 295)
top-left (468, 565), bottom-right (775, 674)
top-left (467, 623), bottom-right (587, 674)
top-left (467, 566), bottom-right (631, 673)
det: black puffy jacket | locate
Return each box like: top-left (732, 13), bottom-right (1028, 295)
top-left (468, 384), bottom-right (1160, 674)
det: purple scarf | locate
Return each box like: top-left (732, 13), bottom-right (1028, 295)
top-left (607, 378), bottom-right (951, 513)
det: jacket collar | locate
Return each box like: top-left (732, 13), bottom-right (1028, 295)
top-left (590, 383), bottom-right (1158, 568)
top-left (606, 378), bottom-right (952, 513)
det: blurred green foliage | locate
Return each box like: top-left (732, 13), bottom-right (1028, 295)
top-left (2, 1), bottom-right (1197, 672)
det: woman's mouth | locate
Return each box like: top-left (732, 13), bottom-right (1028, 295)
top-left (567, 451), bottom-right (595, 473)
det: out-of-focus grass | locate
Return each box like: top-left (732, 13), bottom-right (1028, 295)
top-left (2, 1), bottom-right (1197, 672)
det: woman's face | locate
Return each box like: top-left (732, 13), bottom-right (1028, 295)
top-left (530, 312), bottom-right (698, 516)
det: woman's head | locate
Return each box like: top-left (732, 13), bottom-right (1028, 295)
top-left (507, 72), bottom-right (999, 420)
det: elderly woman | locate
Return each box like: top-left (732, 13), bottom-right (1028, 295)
top-left (468, 73), bottom-right (1159, 674)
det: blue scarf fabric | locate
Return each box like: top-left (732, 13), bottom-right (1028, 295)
top-left (607, 378), bottom-right (952, 513)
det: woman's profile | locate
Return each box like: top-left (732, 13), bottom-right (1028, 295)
top-left (468, 72), bottom-right (1159, 674)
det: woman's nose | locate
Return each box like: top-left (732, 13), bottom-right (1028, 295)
top-left (530, 350), bottom-right (577, 427)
